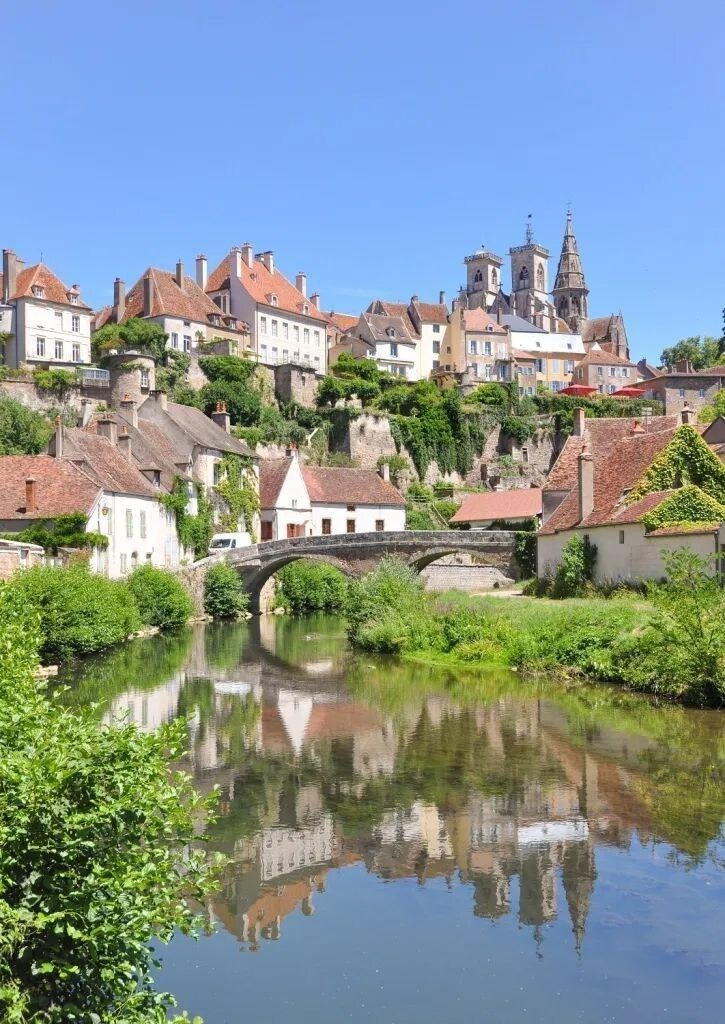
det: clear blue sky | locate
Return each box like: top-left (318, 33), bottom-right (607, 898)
top-left (3, 0), bottom-right (724, 363)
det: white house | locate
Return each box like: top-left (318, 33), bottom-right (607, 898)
top-left (207, 246), bottom-right (328, 373)
top-left (1, 249), bottom-right (92, 369)
top-left (259, 452), bottom-right (406, 540)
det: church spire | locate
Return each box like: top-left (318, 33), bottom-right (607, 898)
top-left (552, 211), bottom-right (589, 332)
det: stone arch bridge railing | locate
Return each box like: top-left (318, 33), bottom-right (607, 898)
top-left (190, 531), bottom-right (517, 613)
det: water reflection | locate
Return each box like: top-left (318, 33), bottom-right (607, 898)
top-left (60, 616), bottom-right (725, 965)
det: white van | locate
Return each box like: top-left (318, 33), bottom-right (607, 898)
top-left (207, 532), bottom-right (252, 556)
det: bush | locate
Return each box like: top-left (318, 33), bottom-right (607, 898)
top-left (0, 397), bottom-right (53, 454)
top-left (346, 559), bottom-right (441, 653)
top-left (127, 565), bottom-right (193, 630)
top-left (0, 582), bottom-right (214, 1023)
top-left (6, 564), bottom-right (141, 663)
top-left (275, 559), bottom-right (349, 615)
top-left (203, 561), bottom-right (249, 619)
top-left (551, 535), bottom-right (597, 598)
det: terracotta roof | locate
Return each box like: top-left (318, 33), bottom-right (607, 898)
top-left (463, 308), bottom-right (507, 334)
top-left (645, 364), bottom-right (725, 382)
top-left (97, 267), bottom-right (247, 332)
top-left (451, 488), bottom-right (542, 523)
top-left (411, 299), bottom-right (449, 325)
top-left (575, 347), bottom-right (635, 367)
top-left (540, 428), bottom-right (679, 534)
top-left (512, 348), bottom-right (537, 361)
top-left (323, 311), bottom-right (359, 333)
top-left (207, 253), bottom-right (327, 324)
top-left (0, 455), bottom-right (100, 520)
top-left (259, 458), bottom-right (293, 509)
top-left (610, 489), bottom-right (675, 525)
top-left (0, 263), bottom-right (91, 310)
top-left (302, 466), bottom-right (406, 506)
top-left (368, 300), bottom-right (418, 337)
top-left (62, 429), bottom-right (158, 497)
top-left (86, 414), bottom-right (189, 489)
top-left (163, 402), bottom-right (256, 459)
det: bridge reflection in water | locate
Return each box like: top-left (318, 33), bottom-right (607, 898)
top-left (82, 617), bottom-right (725, 959)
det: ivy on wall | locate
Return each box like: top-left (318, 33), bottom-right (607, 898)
top-left (215, 454), bottom-right (260, 537)
top-left (642, 485), bottom-right (725, 533)
top-left (160, 478), bottom-right (214, 560)
top-left (628, 425), bottom-right (725, 506)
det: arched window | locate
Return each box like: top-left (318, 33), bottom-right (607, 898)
top-left (491, 268), bottom-right (498, 286)
top-left (474, 269), bottom-right (482, 283)
top-left (558, 297), bottom-right (568, 316)
top-left (572, 296), bottom-right (580, 314)
top-left (536, 264), bottom-right (544, 290)
top-left (519, 266), bottom-right (529, 288)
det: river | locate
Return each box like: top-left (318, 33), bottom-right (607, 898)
top-left (59, 616), bottom-right (725, 1024)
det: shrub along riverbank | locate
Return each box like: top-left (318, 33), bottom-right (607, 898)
top-left (344, 554), bottom-right (725, 706)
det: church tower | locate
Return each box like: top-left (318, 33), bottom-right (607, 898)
top-left (463, 246), bottom-right (503, 310)
top-left (552, 212), bottom-right (589, 333)
top-left (509, 215), bottom-right (550, 325)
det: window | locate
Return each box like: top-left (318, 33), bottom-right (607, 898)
top-left (171, 332), bottom-right (179, 349)
top-left (699, 388), bottom-right (706, 398)
top-left (303, 328), bottom-right (310, 343)
top-left (271, 319), bottom-right (278, 336)
top-left (375, 519), bottom-right (384, 531)
top-left (566, 342), bottom-right (572, 350)
top-left (433, 359), bottom-right (440, 369)
top-left (469, 340), bottom-right (477, 355)
top-left (272, 346), bottom-right (278, 361)
top-left (565, 360), bottom-right (574, 373)
top-left (120, 553), bottom-right (127, 574)
top-left (36, 337), bottom-right (45, 357)
top-left (261, 521), bottom-right (273, 540)
top-left (260, 344), bottom-right (267, 359)
top-left (140, 368), bottom-right (150, 389)
top-left (474, 269), bottom-right (482, 283)
top-left (551, 359), bottom-right (559, 373)
top-left (72, 343), bottom-right (80, 362)
top-left (597, 366), bottom-right (603, 376)
top-left (183, 335), bottom-right (191, 352)
top-left (536, 359), bottom-right (544, 373)
top-left (432, 324), bottom-right (440, 333)
top-left (55, 311), bottom-right (63, 326)
top-left (679, 388), bottom-right (685, 398)
top-left (283, 322), bottom-right (289, 339)
top-left (322, 518), bottom-right (331, 535)
top-left (433, 340), bottom-right (440, 354)
top-left (71, 314), bottom-right (80, 333)
top-left (125, 510), bottom-right (133, 538)
top-left (140, 511), bottom-right (147, 539)
top-left (314, 355), bottom-right (320, 366)
top-left (270, 294), bottom-right (278, 306)
top-left (260, 316), bottom-right (267, 333)
top-left (521, 447), bottom-right (529, 463)
top-left (518, 267), bottom-right (529, 288)
top-left (293, 325), bottom-right (299, 341)
top-left (314, 330), bottom-right (320, 345)
top-left (32, 285), bottom-right (44, 298)
top-left (609, 366), bottom-right (616, 377)
top-left (69, 293), bottom-right (79, 305)
top-left (291, 498), bottom-right (298, 509)
top-left (283, 349), bottom-right (289, 362)
top-left (500, 364), bottom-right (507, 379)
top-left (390, 342), bottom-right (398, 357)
top-left (526, 386), bottom-right (534, 396)
top-left (346, 519), bottom-right (355, 533)
top-left (619, 530), bottom-right (625, 544)
top-left (347, 504), bottom-right (356, 512)
top-left (303, 303), bottom-right (309, 315)
top-left (621, 368), bottom-right (628, 378)
top-left (54, 340), bottom-right (63, 360)
top-left (536, 264), bottom-right (545, 290)
top-left (484, 341), bottom-right (492, 355)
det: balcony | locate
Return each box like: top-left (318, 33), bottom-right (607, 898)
top-left (79, 367), bottom-right (110, 388)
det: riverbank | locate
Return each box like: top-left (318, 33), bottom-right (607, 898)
top-left (344, 558), bottom-right (725, 706)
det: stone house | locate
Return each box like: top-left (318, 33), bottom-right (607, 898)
top-left (340, 310), bottom-right (419, 379)
top-left (206, 246), bottom-right (328, 374)
top-left (571, 345), bottom-right (638, 393)
top-left (94, 261), bottom-right (251, 356)
top-left (1, 249), bottom-right (92, 369)
top-left (642, 363), bottom-right (725, 416)
top-left (259, 450), bottom-right (406, 540)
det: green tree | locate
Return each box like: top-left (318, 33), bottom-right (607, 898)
top-left (0, 397), bottom-right (53, 454)
top-left (198, 378), bottom-right (262, 426)
top-left (203, 562), bottom-right (249, 618)
top-left (0, 583), bottom-right (214, 1023)
top-left (92, 317), bottom-right (168, 361)
top-left (659, 335), bottom-right (723, 370)
top-left (127, 565), bottom-right (194, 630)
top-left (274, 559), bottom-right (349, 614)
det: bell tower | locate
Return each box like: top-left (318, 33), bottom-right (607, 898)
top-left (464, 246), bottom-right (503, 311)
top-left (509, 215), bottom-right (550, 323)
top-left (552, 212), bottom-right (589, 333)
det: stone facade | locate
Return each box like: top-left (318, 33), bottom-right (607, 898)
top-left (274, 363), bottom-right (320, 407)
top-left (644, 370), bottom-right (725, 416)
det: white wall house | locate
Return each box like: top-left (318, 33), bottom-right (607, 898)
top-left (260, 453), bottom-right (406, 540)
top-left (1, 250), bottom-right (92, 369)
top-left (207, 246), bottom-right (328, 373)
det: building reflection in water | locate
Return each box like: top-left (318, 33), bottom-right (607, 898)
top-left (100, 619), bottom-right (721, 957)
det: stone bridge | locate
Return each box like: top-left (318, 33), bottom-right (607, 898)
top-left (194, 530), bottom-right (517, 613)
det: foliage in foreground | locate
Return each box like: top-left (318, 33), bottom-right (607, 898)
top-left (274, 559), bottom-right (349, 615)
top-left (203, 562), bottom-right (249, 619)
top-left (0, 396), bottom-right (53, 455)
top-left (345, 553), bottom-right (724, 704)
top-left (0, 584), bottom-right (214, 1023)
top-left (127, 565), bottom-right (194, 630)
top-left (6, 564), bottom-right (141, 663)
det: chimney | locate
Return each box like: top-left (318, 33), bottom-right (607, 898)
top-left (439, 290), bottom-right (446, 306)
top-left (230, 246), bottom-right (243, 278)
top-left (80, 398), bottom-right (93, 428)
top-left (175, 259), bottom-right (184, 288)
top-left (577, 448), bottom-right (594, 522)
top-left (379, 462), bottom-right (390, 483)
top-left (296, 272), bottom-right (307, 297)
top-left (573, 406), bottom-right (586, 437)
top-left (153, 390), bottom-right (168, 411)
top-left (143, 273), bottom-right (154, 316)
top-left (196, 253), bottom-right (208, 289)
top-left (113, 277), bottom-right (125, 322)
top-left (120, 395), bottom-right (138, 429)
top-left (53, 416), bottom-right (63, 459)
top-left (310, 291), bottom-right (320, 309)
top-left (97, 417), bottom-right (118, 445)
top-left (2, 249), bottom-right (17, 303)
top-left (680, 403), bottom-right (695, 426)
top-left (241, 243), bottom-right (253, 269)
top-left (25, 478), bottom-right (37, 515)
top-left (261, 251), bottom-right (274, 275)
top-left (118, 429), bottom-right (133, 461)
top-left (211, 401), bottom-right (231, 433)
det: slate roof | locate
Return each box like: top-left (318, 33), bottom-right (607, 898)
top-left (0, 456), bottom-right (100, 520)
top-left (163, 402), bottom-right (256, 459)
top-left (501, 314), bottom-right (547, 333)
top-left (451, 488), bottom-right (542, 523)
top-left (0, 263), bottom-right (91, 309)
top-left (86, 414), bottom-right (190, 489)
top-left (645, 364), bottom-right (725, 383)
top-left (368, 300), bottom-right (418, 337)
top-left (302, 466), bottom-right (406, 506)
top-left (207, 253), bottom-right (327, 324)
top-left (62, 429), bottom-right (158, 497)
top-left (362, 312), bottom-right (416, 343)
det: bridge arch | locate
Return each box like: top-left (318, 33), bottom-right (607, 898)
top-left (239, 553), bottom-right (359, 615)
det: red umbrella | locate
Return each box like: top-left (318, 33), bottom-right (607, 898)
top-left (560, 384), bottom-right (597, 396)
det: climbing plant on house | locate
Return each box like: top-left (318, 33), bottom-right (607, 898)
top-left (642, 486), bottom-right (725, 534)
top-left (215, 454), bottom-right (260, 536)
top-left (627, 425), bottom-right (725, 506)
top-left (160, 478), bottom-right (214, 559)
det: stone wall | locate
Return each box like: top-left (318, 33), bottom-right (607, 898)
top-left (421, 553), bottom-right (516, 591)
top-left (0, 377), bottom-right (99, 418)
top-left (274, 364), bottom-right (320, 407)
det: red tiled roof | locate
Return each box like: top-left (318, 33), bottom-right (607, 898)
top-left (451, 488), bottom-right (542, 523)
top-left (302, 466), bottom-right (406, 506)
top-left (373, 301), bottom-right (418, 337)
top-left (576, 348), bottom-right (635, 367)
top-left (647, 523), bottom-right (720, 537)
top-left (610, 489), bottom-right (675, 524)
top-left (512, 348), bottom-right (537, 361)
top-left (208, 253), bottom-right (327, 324)
top-left (259, 458), bottom-right (293, 509)
top-left (0, 263), bottom-right (91, 310)
top-left (63, 429), bottom-right (158, 497)
top-left (323, 311), bottom-right (359, 333)
top-left (463, 308), bottom-right (507, 334)
top-left (0, 456), bottom-right (99, 520)
top-left (412, 299), bottom-right (449, 325)
top-left (582, 316), bottom-right (619, 344)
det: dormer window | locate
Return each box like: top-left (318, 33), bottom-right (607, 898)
top-left (32, 286), bottom-right (44, 299)
top-left (486, 324), bottom-right (494, 332)
top-left (386, 327), bottom-right (396, 337)
top-left (69, 293), bottom-right (79, 305)
top-left (270, 294), bottom-right (278, 306)
top-left (211, 314), bottom-right (221, 326)
top-left (302, 303), bottom-right (309, 315)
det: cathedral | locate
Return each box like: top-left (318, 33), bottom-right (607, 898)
top-left (460, 213), bottom-right (630, 360)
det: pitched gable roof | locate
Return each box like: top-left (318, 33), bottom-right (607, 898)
top-left (362, 312), bottom-right (416, 343)
top-left (0, 456), bottom-right (100, 520)
top-left (207, 253), bottom-right (327, 324)
top-left (259, 458), bottom-right (294, 509)
top-left (86, 414), bottom-right (190, 490)
top-left (451, 488), bottom-right (542, 523)
top-left (163, 402), bottom-right (256, 459)
top-left (462, 308), bottom-right (507, 334)
top-left (323, 311), bottom-right (359, 333)
top-left (0, 263), bottom-right (91, 310)
top-left (301, 466), bottom-right (405, 506)
top-left (411, 299), bottom-right (449, 325)
top-left (576, 347), bottom-right (635, 368)
top-left (62, 429), bottom-right (158, 497)
top-left (368, 300), bottom-right (419, 338)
